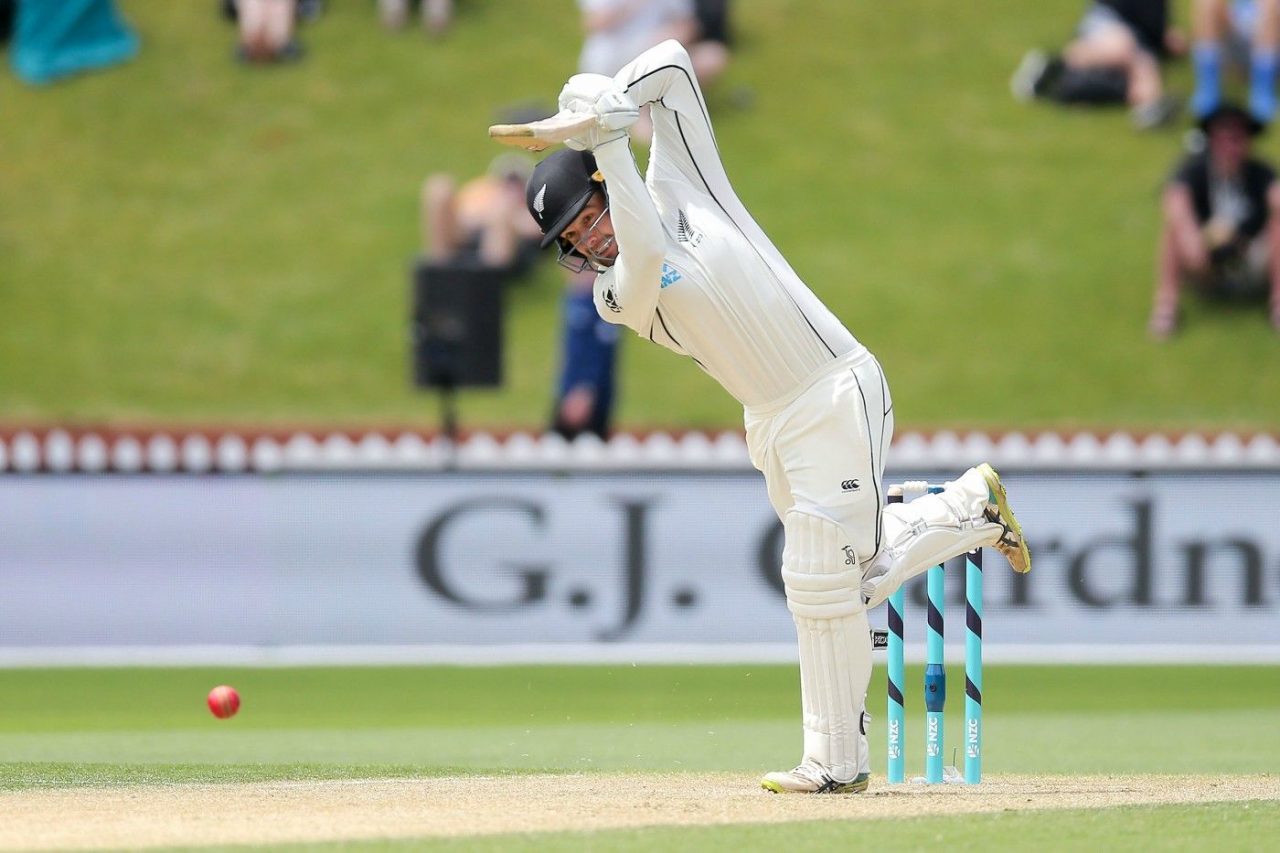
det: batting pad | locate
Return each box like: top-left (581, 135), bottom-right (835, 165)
top-left (862, 467), bottom-right (1002, 609)
top-left (781, 508), bottom-right (872, 781)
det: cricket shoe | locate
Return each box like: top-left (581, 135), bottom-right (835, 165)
top-left (760, 760), bottom-right (870, 794)
top-left (977, 462), bottom-right (1031, 573)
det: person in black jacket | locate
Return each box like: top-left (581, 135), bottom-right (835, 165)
top-left (1150, 103), bottom-right (1280, 337)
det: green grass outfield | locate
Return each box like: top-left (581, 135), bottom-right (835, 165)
top-left (182, 804), bottom-right (1280, 853)
top-left (3, 1), bottom-right (1280, 431)
top-left (1, 664), bottom-right (1277, 849)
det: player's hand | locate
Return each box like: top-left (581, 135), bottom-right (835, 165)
top-left (564, 124), bottom-right (627, 152)
top-left (559, 73), bottom-right (616, 113)
top-left (558, 74), bottom-right (639, 149)
top-left (594, 87), bottom-right (639, 131)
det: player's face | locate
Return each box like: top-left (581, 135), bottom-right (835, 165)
top-left (558, 193), bottom-right (617, 270)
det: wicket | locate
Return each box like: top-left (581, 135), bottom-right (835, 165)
top-left (886, 482), bottom-right (983, 785)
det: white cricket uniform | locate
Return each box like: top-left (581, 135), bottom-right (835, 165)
top-left (586, 40), bottom-right (1001, 785)
top-left (593, 40), bottom-right (889, 543)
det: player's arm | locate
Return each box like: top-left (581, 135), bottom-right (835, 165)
top-left (612, 39), bottom-right (794, 278)
top-left (590, 136), bottom-right (666, 330)
top-left (556, 39), bottom-right (727, 199)
top-left (612, 39), bottom-right (732, 200)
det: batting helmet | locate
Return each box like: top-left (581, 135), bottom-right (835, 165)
top-left (526, 149), bottom-right (606, 250)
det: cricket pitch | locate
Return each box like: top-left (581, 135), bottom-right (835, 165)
top-left (1, 773), bottom-right (1276, 849)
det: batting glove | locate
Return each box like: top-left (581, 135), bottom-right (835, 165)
top-left (594, 87), bottom-right (639, 131)
top-left (558, 74), bottom-right (639, 150)
top-left (563, 124), bottom-right (627, 152)
top-left (558, 73), bottom-right (616, 112)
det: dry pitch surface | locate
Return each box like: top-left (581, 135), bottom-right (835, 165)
top-left (2, 773), bottom-right (1276, 850)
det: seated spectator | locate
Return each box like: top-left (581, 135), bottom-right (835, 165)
top-left (1190, 0), bottom-right (1279, 123)
top-left (422, 153), bottom-right (543, 276)
top-left (1012, 0), bottom-right (1184, 130)
top-left (551, 270), bottom-right (621, 440)
top-left (1150, 102), bottom-right (1280, 337)
top-left (225, 0), bottom-right (303, 64)
top-left (378, 0), bottom-right (453, 36)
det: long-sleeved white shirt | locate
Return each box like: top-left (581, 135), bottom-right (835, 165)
top-left (592, 40), bottom-right (866, 409)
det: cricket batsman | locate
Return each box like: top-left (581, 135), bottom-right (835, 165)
top-left (522, 40), bottom-right (1032, 794)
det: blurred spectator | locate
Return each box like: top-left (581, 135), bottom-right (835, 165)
top-left (687, 0), bottom-right (731, 89)
top-left (422, 153), bottom-right (542, 276)
top-left (1190, 0), bottom-right (1279, 123)
top-left (578, 0), bottom-right (695, 76)
top-left (419, 148), bottom-right (620, 436)
top-left (9, 0), bottom-right (138, 85)
top-left (223, 0), bottom-right (303, 64)
top-left (378, 0), bottom-right (453, 36)
top-left (1011, 0), bottom-right (1184, 130)
top-left (552, 270), bottom-right (621, 440)
top-left (578, 0), bottom-right (696, 143)
top-left (1150, 103), bottom-right (1280, 338)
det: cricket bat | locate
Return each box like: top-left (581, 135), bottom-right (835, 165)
top-left (488, 110), bottom-right (597, 152)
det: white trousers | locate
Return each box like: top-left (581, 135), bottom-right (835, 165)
top-left (745, 350), bottom-right (1001, 780)
top-left (745, 351), bottom-right (894, 581)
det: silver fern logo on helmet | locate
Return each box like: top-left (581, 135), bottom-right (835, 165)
top-left (533, 184), bottom-right (547, 219)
